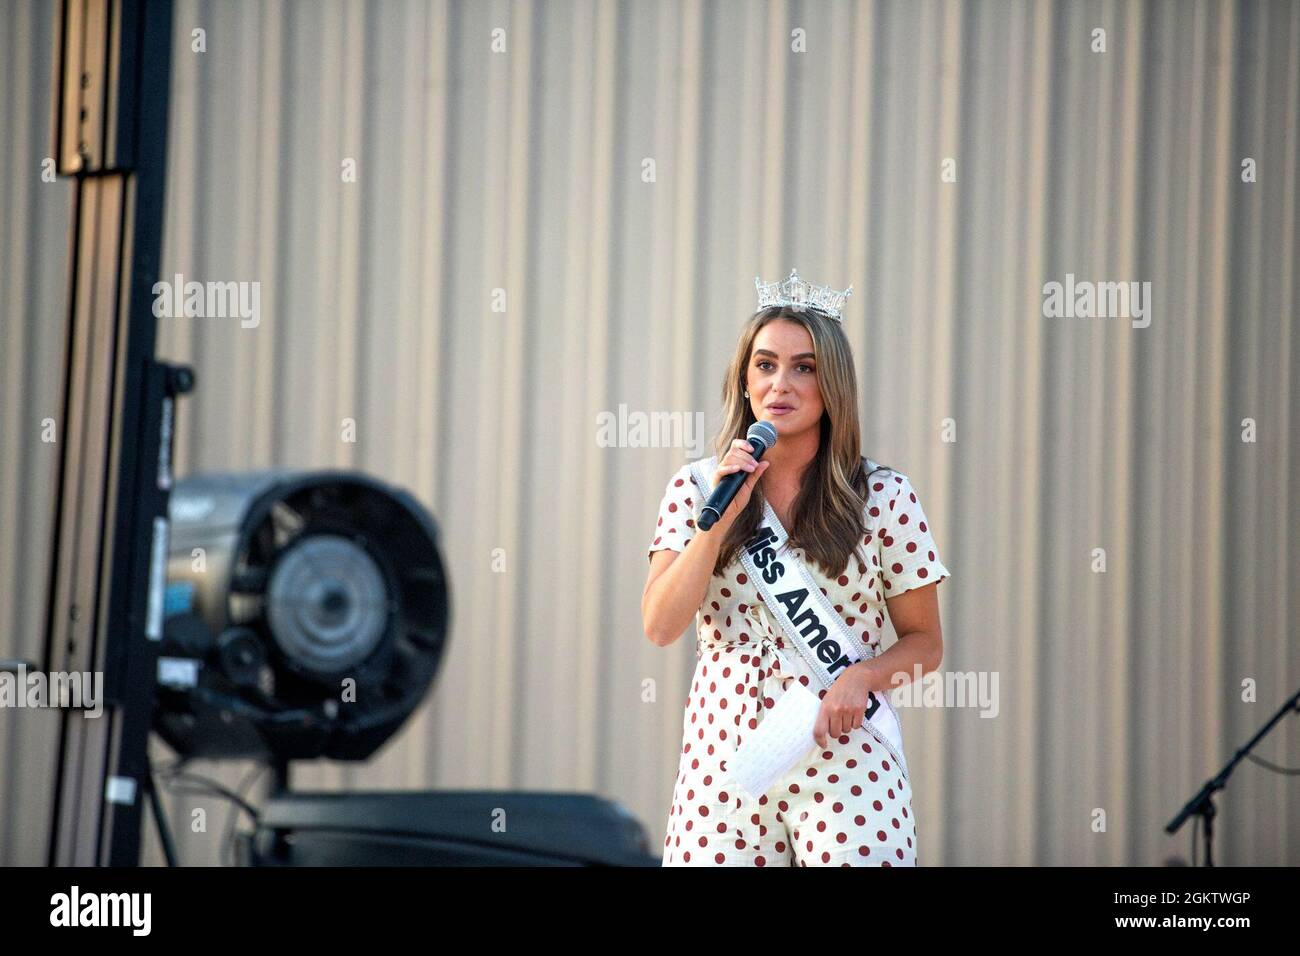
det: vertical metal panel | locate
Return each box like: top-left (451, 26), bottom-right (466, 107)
top-left (3, 0), bottom-right (1297, 866)
top-left (0, 0), bottom-right (74, 866)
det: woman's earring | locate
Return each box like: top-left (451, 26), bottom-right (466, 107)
top-left (743, 390), bottom-right (749, 398)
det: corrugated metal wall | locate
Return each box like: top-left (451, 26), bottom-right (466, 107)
top-left (0, 0), bottom-right (76, 868)
top-left (2, 0), bottom-right (1297, 866)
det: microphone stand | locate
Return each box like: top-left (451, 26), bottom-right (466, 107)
top-left (1166, 687), bottom-right (1300, 865)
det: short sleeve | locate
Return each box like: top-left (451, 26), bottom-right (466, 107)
top-left (868, 470), bottom-right (950, 596)
top-left (647, 464), bottom-right (700, 560)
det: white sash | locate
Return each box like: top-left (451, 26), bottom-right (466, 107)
top-left (689, 455), bottom-right (910, 780)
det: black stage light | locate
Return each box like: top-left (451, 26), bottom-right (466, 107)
top-left (156, 470), bottom-right (657, 865)
top-left (157, 471), bottom-right (450, 762)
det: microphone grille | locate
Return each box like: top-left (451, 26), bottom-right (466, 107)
top-left (746, 420), bottom-right (778, 452)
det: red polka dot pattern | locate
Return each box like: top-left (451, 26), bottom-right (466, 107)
top-left (661, 660), bottom-right (920, 867)
top-left (648, 462), bottom-right (948, 610)
top-left (651, 459), bottom-right (945, 867)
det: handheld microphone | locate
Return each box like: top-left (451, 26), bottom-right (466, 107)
top-left (698, 420), bottom-right (778, 531)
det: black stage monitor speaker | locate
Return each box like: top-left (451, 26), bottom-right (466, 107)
top-left (245, 791), bottom-right (658, 866)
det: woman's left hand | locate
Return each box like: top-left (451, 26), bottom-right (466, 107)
top-left (812, 662), bottom-right (877, 748)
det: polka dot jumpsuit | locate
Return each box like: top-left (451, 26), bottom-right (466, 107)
top-left (649, 458), bottom-right (950, 867)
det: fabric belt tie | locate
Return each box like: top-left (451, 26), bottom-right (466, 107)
top-left (700, 605), bottom-right (800, 728)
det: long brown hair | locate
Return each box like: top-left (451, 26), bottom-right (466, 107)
top-left (710, 305), bottom-right (882, 578)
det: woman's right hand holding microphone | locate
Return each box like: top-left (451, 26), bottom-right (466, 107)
top-left (706, 439), bottom-right (770, 534)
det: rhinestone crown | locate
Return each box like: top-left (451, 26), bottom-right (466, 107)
top-left (754, 267), bottom-right (853, 322)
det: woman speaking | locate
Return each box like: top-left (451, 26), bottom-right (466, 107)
top-left (642, 269), bottom-right (950, 867)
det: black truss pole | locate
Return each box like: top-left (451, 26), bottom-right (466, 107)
top-left (45, 0), bottom-right (185, 867)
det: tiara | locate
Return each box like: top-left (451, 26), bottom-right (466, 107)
top-left (754, 267), bottom-right (853, 322)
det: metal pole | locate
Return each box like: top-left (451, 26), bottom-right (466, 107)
top-left (45, 0), bottom-right (177, 867)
